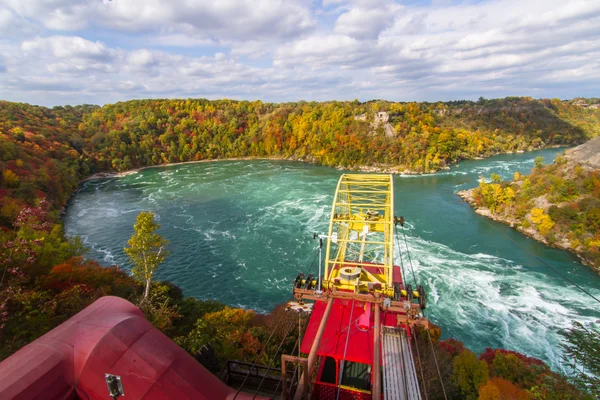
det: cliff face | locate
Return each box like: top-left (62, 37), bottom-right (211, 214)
top-left (458, 138), bottom-right (600, 272)
top-left (565, 136), bottom-right (600, 169)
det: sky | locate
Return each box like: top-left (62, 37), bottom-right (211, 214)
top-left (0, 0), bottom-right (599, 106)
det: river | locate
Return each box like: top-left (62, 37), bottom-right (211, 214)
top-left (64, 148), bottom-right (600, 368)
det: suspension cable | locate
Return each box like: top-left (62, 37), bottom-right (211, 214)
top-left (426, 328), bottom-right (448, 400)
top-left (472, 216), bottom-right (600, 305)
top-left (251, 317), bottom-right (297, 399)
top-left (232, 315), bottom-right (287, 399)
top-left (336, 299), bottom-right (355, 400)
top-left (396, 216), bottom-right (447, 400)
top-left (303, 245), bottom-right (321, 278)
top-left (273, 313), bottom-right (310, 400)
top-left (411, 328), bottom-right (429, 400)
top-left (271, 338), bottom-right (300, 399)
top-left (396, 216), bottom-right (433, 399)
top-left (400, 222), bottom-right (418, 286)
top-left (394, 225), bottom-right (408, 287)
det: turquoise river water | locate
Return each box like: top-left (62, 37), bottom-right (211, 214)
top-left (64, 148), bottom-right (600, 368)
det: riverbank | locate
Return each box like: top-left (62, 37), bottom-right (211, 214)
top-left (81, 158), bottom-right (433, 182)
top-left (82, 145), bottom-right (565, 182)
top-left (82, 157), bottom-right (298, 181)
top-left (457, 172), bottom-right (600, 274)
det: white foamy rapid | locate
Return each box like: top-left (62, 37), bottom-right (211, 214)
top-left (395, 228), bottom-right (599, 369)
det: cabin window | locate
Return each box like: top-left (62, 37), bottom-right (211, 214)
top-left (340, 361), bottom-right (371, 391)
top-left (320, 356), bottom-right (337, 384)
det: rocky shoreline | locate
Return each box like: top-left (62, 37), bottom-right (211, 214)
top-left (81, 156), bottom-right (444, 182)
top-left (81, 156), bottom-right (301, 182)
top-left (82, 145), bottom-right (564, 183)
top-left (457, 188), bottom-right (599, 273)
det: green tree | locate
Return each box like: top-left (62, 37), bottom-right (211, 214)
top-left (175, 307), bottom-right (262, 369)
top-left (534, 156), bottom-right (545, 169)
top-left (561, 321), bottom-right (600, 397)
top-left (124, 212), bottom-right (169, 303)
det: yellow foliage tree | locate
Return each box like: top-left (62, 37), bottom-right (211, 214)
top-left (529, 208), bottom-right (555, 235)
top-left (503, 187), bottom-right (515, 204)
top-left (2, 169), bottom-right (19, 188)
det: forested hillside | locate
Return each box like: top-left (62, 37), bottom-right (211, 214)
top-left (0, 97), bottom-right (599, 398)
top-left (80, 97), bottom-right (599, 173)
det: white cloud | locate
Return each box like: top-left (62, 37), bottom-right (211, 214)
top-left (3, 0), bottom-right (91, 30)
top-left (0, 6), bottom-right (39, 36)
top-left (127, 49), bottom-right (157, 67)
top-left (0, 0), bottom-right (599, 105)
top-left (274, 34), bottom-right (377, 68)
top-left (4, 0), bottom-right (315, 42)
top-left (22, 36), bottom-right (114, 60)
top-left (334, 7), bottom-right (396, 40)
top-left (0, 8), bottom-right (13, 31)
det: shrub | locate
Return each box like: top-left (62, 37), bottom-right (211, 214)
top-left (534, 156), bottom-right (544, 169)
top-left (548, 205), bottom-right (579, 225)
top-left (578, 197), bottom-right (600, 212)
top-left (585, 208), bottom-right (600, 231)
top-left (175, 306), bottom-right (263, 368)
top-left (42, 256), bottom-right (137, 298)
top-left (440, 338), bottom-right (467, 357)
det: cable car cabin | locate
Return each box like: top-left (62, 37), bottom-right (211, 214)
top-left (286, 174), bottom-right (427, 400)
top-left (301, 299), bottom-right (375, 399)
top-left (299, 298), bottom-right (421, 400)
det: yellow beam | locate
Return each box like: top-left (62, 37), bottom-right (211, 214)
top-left (323, 174), bottom-right (395, 294)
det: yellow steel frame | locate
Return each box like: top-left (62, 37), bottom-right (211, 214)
top-left (323, 174), bottom-right (395, 297)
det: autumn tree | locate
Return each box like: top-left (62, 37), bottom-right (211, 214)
top-left (175, 307), bottom-right (262, 370)
top-left (124, 212), bottom-right (169, 304)
top-left (478, 377), bottom-right (529, 400)
top-left (529, 208), bottom-right (555, 236)
top-left (453, 349), bottom-right (489, 400)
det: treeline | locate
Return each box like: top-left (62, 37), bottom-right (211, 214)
top-left (80, 97), bottom-right (599, 173)
top-left (473, 156), bottom-right (600, 269)
top-left (416, 333), bottom-right (591, 399)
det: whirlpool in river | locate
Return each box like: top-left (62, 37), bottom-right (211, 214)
top-left (64, 147), bottom-right (600, 369)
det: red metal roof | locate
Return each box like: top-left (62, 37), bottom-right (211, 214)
top-left (0, 296), bottom-right (267, 400)
top-left (300, 299), bottom-right (376, 365)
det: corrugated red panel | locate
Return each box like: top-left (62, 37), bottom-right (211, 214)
top-left (392, 265), bottom-right (402, 284)
top-left (382, 310), bottom-right (399, 327)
